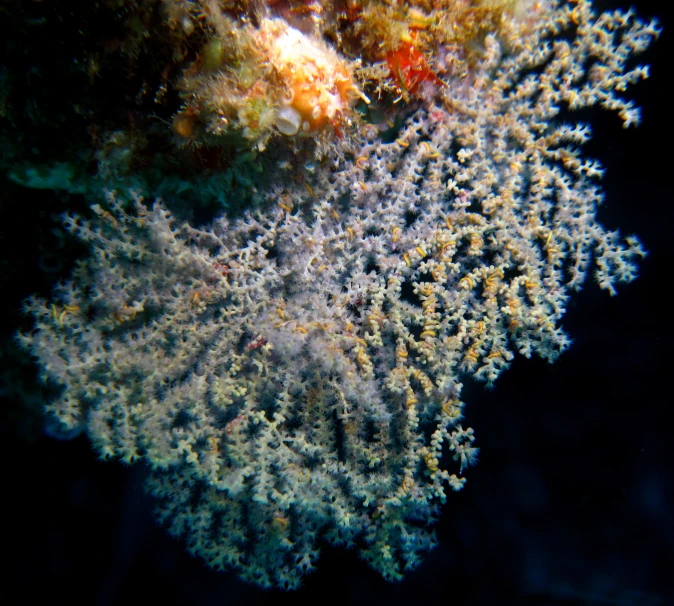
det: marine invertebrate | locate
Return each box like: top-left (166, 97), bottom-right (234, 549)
top-left (266, 21), bottom-right (361, 135)
top-left (18, 0), bottom-right (659, 591)
top-left (176, 16), bottom-right (363, 149)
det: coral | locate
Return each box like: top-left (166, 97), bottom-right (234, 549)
top-left (170, 0), bottom-right (551, 148)
top-left (175, 16), bottom-right (363, 149)
top-left (18, 0), bottom-right (659, 591)
top-left (267, 21), bottom-right (360, 135)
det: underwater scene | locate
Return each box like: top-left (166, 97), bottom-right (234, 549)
top-left (1, 0), bottom-right (672, 603)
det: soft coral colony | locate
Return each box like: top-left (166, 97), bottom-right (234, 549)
top-left (19, 0), bottom-right (659, 590)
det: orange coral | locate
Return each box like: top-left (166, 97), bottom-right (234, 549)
top-left (268, 22), bottom-right (360, 135)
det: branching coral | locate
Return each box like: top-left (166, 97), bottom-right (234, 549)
top-left (18, 0), bottom-right (659, 590)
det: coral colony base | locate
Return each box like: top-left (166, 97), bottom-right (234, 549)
top-left (19, 0), bottom-right (658, 590)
